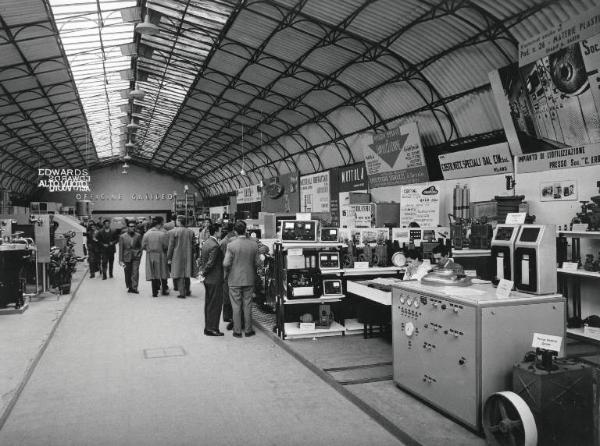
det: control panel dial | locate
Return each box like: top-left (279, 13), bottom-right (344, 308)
top-left (404, 321), bottom-right (415, 337)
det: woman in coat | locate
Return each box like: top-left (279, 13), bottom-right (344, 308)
top-left (141, 217), bottom-right (169, 297)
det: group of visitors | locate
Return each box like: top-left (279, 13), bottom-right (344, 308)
top-left (85, 215), bottom-right (265, 338)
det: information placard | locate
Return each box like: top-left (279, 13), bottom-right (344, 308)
top-left (399, 184), bottom-right (440, 228)
top-left (438, 143), bottom-right (513, 180)
top-left (300, 171), bottom-right (330, 212)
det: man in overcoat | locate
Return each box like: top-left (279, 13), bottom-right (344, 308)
top-left (119, 221), bottom-right (142, 293)
top-left (167, 215), bottom-right (195, 298)
top-left (142, 217), bottom-right (170, 297)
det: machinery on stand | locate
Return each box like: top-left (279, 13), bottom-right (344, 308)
top-left (567, 181), bottom-right (600, 231)
top-left (514, 225), bottom-right (557, 295)
top-left (490, 224), bottom-right (521, 285)
top-left (0, 230), bottom-right (36, 311)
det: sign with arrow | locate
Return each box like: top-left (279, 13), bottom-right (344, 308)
top-left (363, 122), bottom-right (429, 188)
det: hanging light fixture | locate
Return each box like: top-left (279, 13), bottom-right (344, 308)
top-left (127, 117), bottom-right (139, 131)
top-left (135, 13), bottom-right (160, 35)
top-left (240, 124), bottom-right (246, 176)
top-left (122, 162), bottom-right (130, 169)
top-left (123, 153), bottom-right (132, 161)
top-left (125, 137), bottom-right (135, 150)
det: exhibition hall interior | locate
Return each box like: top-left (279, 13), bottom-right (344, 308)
top-left (2, 0), bottom-right (600, 445)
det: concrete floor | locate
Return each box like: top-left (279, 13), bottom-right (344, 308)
top-left (0, 258), bottom-right (404, 446)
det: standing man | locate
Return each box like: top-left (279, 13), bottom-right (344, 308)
top-left (200, 224), bottom-right (224, 336)
top-left (167, 215), bottom-right (195, 298)
top-left (198, 218), bottom-right (212, 246)
top-left (142, 217), bottom-right (170, 297)
top-left (119, 221), bottom-right (142, 293)
top-left (223, 220), bottom-right (261, 338)
top-left (86, 221), bottom-right (100, 278)
top-left (96, 219), bottom-right (118, 280)
top-left (219, 222), bottom-right (235, 330)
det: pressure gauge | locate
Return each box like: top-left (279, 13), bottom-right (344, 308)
top-left (413, 300), bottom-right (420, 308)
top-left (404, 321), bottom-right (415, 337)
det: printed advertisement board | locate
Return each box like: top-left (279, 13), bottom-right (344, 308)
top-left (363, 123), bottom-right (428, 188)
top-left (399, 184), bottom-right (440, 228)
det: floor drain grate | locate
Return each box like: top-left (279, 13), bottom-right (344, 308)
top-left (143, 346), bottom-right (187, 359)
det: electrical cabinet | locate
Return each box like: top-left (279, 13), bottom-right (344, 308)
top-left (391, 281), bottom-right (564, 430)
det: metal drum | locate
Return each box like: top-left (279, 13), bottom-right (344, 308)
top-left (0, 244), bottom-right (29, 308)
top-left (75, 200), bottom-right (92, 217)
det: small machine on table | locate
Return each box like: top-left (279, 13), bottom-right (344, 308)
top-left (391, 281), bottom-right (564, 431)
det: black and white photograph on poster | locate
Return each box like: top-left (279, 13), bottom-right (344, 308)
top-left (540, 180), bottom-right (577, 201)
top-left (489, 6), bottom-right (600, 155)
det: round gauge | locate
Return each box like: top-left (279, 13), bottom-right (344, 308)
top-left (405, 322), bottom-right (415, 337)
top-left (392, 252), bottom-right (407, 267)
top-left (413, 300), bottom-right (420, 308)
top-left (407, 298), bottom-right (413, 306)
top-left (400, 296), bottom-right (406, 304)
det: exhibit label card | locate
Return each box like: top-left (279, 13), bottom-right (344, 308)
top-left (505, 212), bottom-right (526, 224)
top-left (561, 262), bottom-right (579, 271)
top-left (496, 279), bottom-right (514, 299)
top-left (532, 333), bottom-right (563, 352)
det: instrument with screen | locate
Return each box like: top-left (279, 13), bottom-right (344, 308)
top-left (494, 226), bottom-right (514, 241)
top-left (319, 252), bottom-right (340, 269)
top-left (281, 220), bottom-right (318, 242)
top-left (322, 279), bottom-right (343, 296)
top-left (320, 228), bottom-right (338, 242)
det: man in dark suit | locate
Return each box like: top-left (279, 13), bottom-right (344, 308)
top-left (218, 222), bottom-right (236, 330)
top-left (119, 221), bottom-right (143, 293)
top-left (200, 224), bottom-right (224, 336)
top-left (96, 219), bottom-right (119, 280)
top-left (223, 220), bottom-right (261, 338)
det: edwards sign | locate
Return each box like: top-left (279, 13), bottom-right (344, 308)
top-left (363, 122), bottom-right (429, 188)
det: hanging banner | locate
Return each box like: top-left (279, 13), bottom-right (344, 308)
top-left (518, 6), bottom-right (600, 66)
top-left (329, 167), bottom-right (340, 227)
top-left (400, 184), bottom-right (440, 228)
top-left (438, 143), bottom-right (513, 180)
top-left (236, 184), bottom-right (261, 204)
top-left (300, 171), bottom-right (330, 212)
top-left (490, 6), bottom-right (600, 156)
top-left (363, 123), bottom-right (428, 188)
top-left (516, 144), bottom-right (600, 173)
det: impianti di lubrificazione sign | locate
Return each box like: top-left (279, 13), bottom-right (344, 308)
top-left (37, 168), bottom-right (91, 192)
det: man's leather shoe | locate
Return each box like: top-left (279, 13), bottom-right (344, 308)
top-left (245, 330), bottom-right (256, 337)
top-left (186, 290), bottom-right (191, 296)
top-left (131, 289), bottom-right (139, 294)
top-left (152, 294), bottom-right (158, 298)
top-left (226, 322), bottom-right (234, 331)
top-left (127, 288), bottom-right (131, 293)
top-left (232, 332), bottom-right (242, 338)
top-left (177, 295), bottom-right (186, 299)
top-left (161, 290), bottom-right (169, 296)
top-left (205, 330), bottom-right (224, 337)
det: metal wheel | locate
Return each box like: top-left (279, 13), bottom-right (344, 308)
top-left (483, 391), bottom-right (537, 446)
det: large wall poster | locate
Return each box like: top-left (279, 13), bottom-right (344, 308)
top-left (261, 172), bottom-right (300, 213)
top-left (363, 123), bottom-right (428, 188)
top-left (490, 6), bottom-right (600, 156)
top-left (300, 171), bottom-right (330, 213)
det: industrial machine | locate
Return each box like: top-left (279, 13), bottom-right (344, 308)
top-left (391, 281), bottom-right (564, 430)
top-left (0, 238), bottom-right (35, 309)
top-left (514, 224), bottom-right (557, 295)
top-left (281, 220), bottom-right (318, 242)
top-left (490, 224), bottom-right (521, 285)
top-left (286, 269), bottom-right (318, 299)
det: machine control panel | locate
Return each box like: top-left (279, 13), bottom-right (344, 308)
top-left (318, 252), bottom-right (340, 269)
top-left (392, 283), bottom-right (565, 430)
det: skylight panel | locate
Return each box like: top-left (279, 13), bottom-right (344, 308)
top-left (49, 0), bottom-right (136, 159)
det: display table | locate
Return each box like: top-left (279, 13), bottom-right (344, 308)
top-left (347, 278), bottom-right (403, 337)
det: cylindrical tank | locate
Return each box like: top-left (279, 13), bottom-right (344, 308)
top-left (0, 244), bottom-right (28, 308)
top-left (75, 200), bottom-right (92, 217)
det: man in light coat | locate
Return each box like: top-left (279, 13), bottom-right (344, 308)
top-left (142, 217), bottom-right (169, 297)
top-left (119, 221), bottom-right (143, 293)
top-left (167, 215), bottom-right (195, 298)
top-left (200, 224), bottom-right (224, 336)
top-left (223, 220), bottom-right (261, 337)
